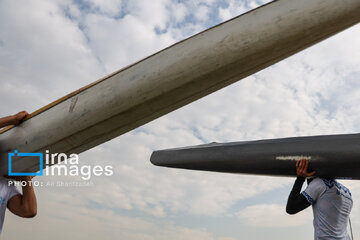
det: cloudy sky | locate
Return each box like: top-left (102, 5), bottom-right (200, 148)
top-left (1, 0), bottom-right (360, 239)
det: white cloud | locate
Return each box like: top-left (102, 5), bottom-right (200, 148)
top-left (218, 0), bottom-right (272, 21)
top-left (83, 13), bottom-right (175, 72)
top-left (0, 0), bottom-right (103, 114)
top-left (237, 204), bottom-right (312, 227)
top-left (83, 0), bottom-right (123, 17)
top-left (196, 5), bottom-right (211, 22)
top-left (170, 2), bottom-right (188, 22)
top-left (123, 0), bottom-right (178, 35)
top-left (3, 197), bottom-right (224, 240)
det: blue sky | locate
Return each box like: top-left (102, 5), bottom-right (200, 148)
top-left (1, 0), bottom-right (360, 239)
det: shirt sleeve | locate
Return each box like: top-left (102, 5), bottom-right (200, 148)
top-left (7, 184), bottom-right (21, 201)
top-left (301, 178), bottom-right (326, 205)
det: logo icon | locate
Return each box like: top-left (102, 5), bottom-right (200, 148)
top-left (8, 150), bottom-right (43, 176)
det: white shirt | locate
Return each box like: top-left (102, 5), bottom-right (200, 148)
top-left (302, 178), bottom-right (353, 240)
top-left (0, 179), bottom-right (20, 236)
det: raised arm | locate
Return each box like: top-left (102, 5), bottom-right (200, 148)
top-left (0, 111), bottom-right (28, 128)
top-left (7, 177), bottom-right (37, 218)
top-left (286, 159), bottom-right (316, 215)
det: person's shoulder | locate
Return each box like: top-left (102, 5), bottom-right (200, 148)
top-left (311, 177), bottom-right (341, 192)
top-left (0, 178), bottom-right (12, 194)
top-left (309, 177), bottom-right (323, 185)
top-left (312, 177), bottom-right (322, 182)
top-left (0, 178), bottom-right (9, 186)
top-left (308, 177), bottom-right (327, 190)
top-left (334, 180), bottom-right (351, 195)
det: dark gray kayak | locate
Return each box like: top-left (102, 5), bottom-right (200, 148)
top-left (150, 134), bottom-right (360, 179)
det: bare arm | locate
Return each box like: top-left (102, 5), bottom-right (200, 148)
top-left (0, 115), bottom-right (17, 128)
top-left (7, 177), bottom-right (37, 218)
top-left (0, 111), bottom-right (28, 128)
